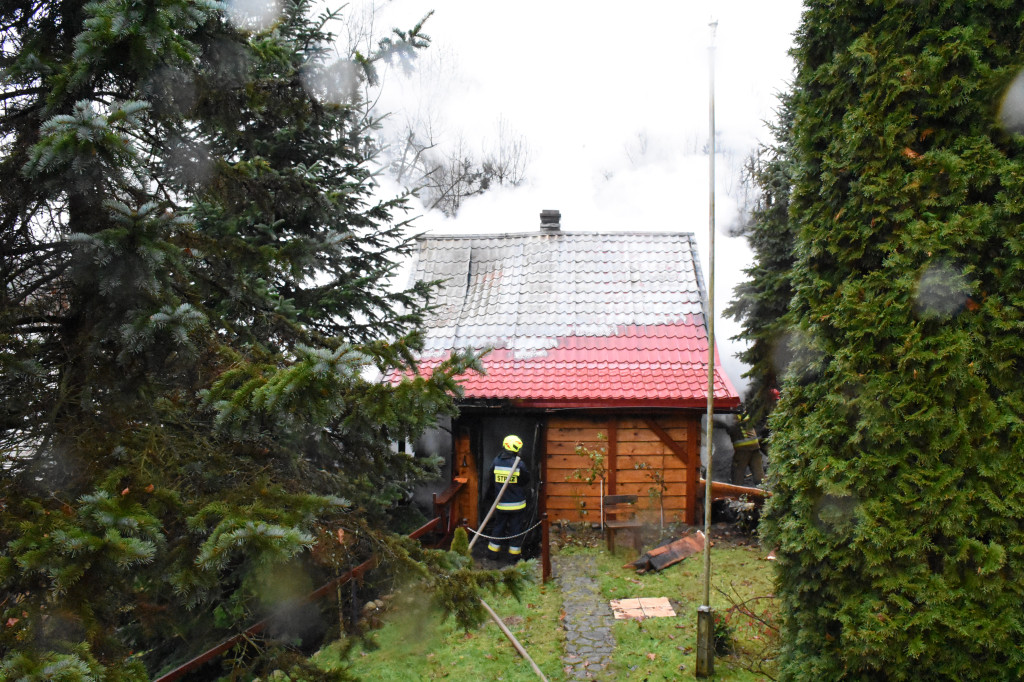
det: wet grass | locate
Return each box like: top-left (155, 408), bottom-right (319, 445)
top-left (581, 536), bottom-right (777, 680)
top-left (314, 561), bottom-right (565, 681)
top-left (315, 527), bottom-right (777, 681)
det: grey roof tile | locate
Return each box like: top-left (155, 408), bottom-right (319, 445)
top-left (410, 231), bottom-right (709, 363)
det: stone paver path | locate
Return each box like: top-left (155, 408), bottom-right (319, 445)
top-left (554, 554), bottom-right (616, 679)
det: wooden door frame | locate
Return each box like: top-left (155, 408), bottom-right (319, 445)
top-left (453, 425), bottom-right (479, 530)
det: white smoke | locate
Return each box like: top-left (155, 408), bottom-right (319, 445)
top-left (356, 0), bottom-right (804, 395)
top-left (225, 0), bottom-right (282, 33)
top-left (301, 59), bottom-right (361, 105)
top-left (999, 68), bottom-right (1024, 133)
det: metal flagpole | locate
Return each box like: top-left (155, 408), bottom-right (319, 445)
top-left (696, 18), bottom-right (718, 679)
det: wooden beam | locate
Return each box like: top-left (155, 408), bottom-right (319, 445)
top-left (606, 419), bottom-right (618, 495)
top-left (539, 420), bottom-right (548, 518)
top-left (642, 417), bottom-right (687, 464)
top-left (644, 416), bottom-right (696, 525)
top-left (433, 477), bottom-right (465, 508)
top-left (541, 513), bottom-right (551, 583)
top-left (698, 478), bottom-right (771, 501)
top-left (408, 516), bottom-right (441, 540)
top-left (454, 427), bottom-right (478, 530)
top-left (686, 417), bottom-right (700, 525)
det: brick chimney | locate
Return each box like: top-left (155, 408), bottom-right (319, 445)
top-left (540, 209), bottom-right (561, 231)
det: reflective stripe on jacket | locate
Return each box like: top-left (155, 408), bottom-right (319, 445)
top-left (730, 421), bottom-right (761, 451)
top-left (492, 453), bottom-right (529, 511)
top-left (734, 436), bottom-right (760, 450)
top-left (493, 465), bottom-right (521, 484)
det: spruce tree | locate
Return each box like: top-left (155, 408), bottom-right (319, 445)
top-left (1, 1), bottom-right (483, 677)
top-left (761, 2), bottom-right (1024, 679)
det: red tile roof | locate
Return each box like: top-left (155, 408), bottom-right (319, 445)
top-left (394, 232), bottom-right (740, 409)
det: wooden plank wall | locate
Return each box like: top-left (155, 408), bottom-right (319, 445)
top-left (544, 413), bottom-right (698, 525)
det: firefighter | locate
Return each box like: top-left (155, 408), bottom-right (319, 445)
top-left (486, 434), bottom-right (531, 561)
top-left (728, 409), bottom-right (765, 487)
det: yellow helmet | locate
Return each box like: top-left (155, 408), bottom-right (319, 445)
top-left (502, 434), bottom-right (523, 453)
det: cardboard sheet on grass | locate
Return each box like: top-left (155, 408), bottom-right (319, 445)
top-left (608, 533), bottom-right (706, 620)
top-left (610, 597), bottom-right (677, 620)
top-left (625, 531), bottom-right (705, 573)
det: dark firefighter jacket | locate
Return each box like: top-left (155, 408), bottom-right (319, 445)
top-left (727, 419), bottom-right (761, 453)
top-left (492, 452), bottom-right (530, 511)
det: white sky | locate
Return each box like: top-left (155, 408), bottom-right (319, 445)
top-left (351, 0), bottom-right (806, 395)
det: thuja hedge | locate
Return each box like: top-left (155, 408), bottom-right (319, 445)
top-left (761, 2), bottom-right (1024, 680)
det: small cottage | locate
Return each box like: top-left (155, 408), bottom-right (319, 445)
top-left (402, 211), bottom-right (740, 544)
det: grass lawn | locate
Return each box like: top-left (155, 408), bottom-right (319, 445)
top-left (315, 524), bottom-right (778, 681)
top-left (588, 535), bottom-right (777, 680)
top-left (314, 565), bottom-right (565, 681)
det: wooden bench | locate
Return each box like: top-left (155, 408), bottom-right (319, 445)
top-left (603, 494), bottom-right (643, 554)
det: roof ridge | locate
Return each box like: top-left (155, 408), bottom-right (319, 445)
top-left (416, 230), bottom-right (696, 241)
